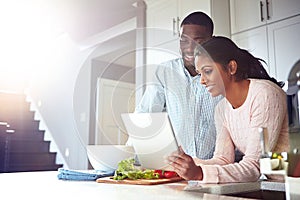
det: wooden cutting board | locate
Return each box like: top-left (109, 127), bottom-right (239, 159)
top-left (96, 176), bottom-right (183, 185)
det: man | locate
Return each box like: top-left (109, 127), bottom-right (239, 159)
top-left (133, 12), bottom-right (222, 159)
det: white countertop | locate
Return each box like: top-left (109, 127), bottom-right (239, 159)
top-left (0, 171), bottom-right (265, 200)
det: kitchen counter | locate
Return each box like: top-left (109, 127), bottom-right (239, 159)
top-left (185, 179), bottom-right (285, 194)
top-left (0, 171), bottom-right (283, 200)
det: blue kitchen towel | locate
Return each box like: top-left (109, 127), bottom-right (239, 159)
top-left (57, 168), bottom-right (114, 181)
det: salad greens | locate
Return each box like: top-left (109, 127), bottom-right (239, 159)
top-left (113, 158), bottom-right (159, 180)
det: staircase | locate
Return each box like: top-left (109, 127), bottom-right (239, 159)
top-left (0, 92), bottom-right (63, 172)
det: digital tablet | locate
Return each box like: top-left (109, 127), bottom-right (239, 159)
top-left (121, 112), bottom-right (179, 170)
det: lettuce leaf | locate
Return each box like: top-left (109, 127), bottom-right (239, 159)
top-left (113, 158), bottom-right (159, 180)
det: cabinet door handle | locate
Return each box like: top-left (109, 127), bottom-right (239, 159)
top-left (177, 17), bottom-right (180, 37)
top-left (173, 18), bottom-right (176, 36)
top-left (266, 0), bottom-right (270, 20)
top-left (260, 1), bottom-right (264, 22)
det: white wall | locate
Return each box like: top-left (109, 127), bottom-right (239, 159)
top-left (27, 34), bottom-right (94, 169)
top-left (27, 31), bottom-right (137, 169)
top-left (0, 1), bottom-right (89, 169)
top-left (0, 1), bottom-right (138, 170)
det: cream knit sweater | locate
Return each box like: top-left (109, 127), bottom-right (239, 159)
top-left (196, 79), bottom-right (289, 183)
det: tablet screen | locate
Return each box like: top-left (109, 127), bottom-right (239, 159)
top-left (121, 112), bottom-right (179, 170)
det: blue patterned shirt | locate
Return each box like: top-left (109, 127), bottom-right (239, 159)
top-left (135, 58), bottom-right (222, 159)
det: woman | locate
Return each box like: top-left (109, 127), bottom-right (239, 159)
top-left (167, 36), bottom-right (289, 183)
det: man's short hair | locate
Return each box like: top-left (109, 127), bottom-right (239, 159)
top-left (181, 11), bottom-right (214, 35)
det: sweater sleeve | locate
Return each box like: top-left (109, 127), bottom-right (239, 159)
top-left (199, 129), bottom-right (261, 183)
top-left (197, 101), bottom-right (261, 183)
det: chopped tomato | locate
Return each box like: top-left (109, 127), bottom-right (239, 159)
top-left (163, 171), bottom-right (178, 178)
top-left (154, 170), bottom-right (178, 178)
top-left (154, 170), bottom-right (164, 178)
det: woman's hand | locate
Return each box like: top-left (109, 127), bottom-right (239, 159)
top-left (166, 146), bottom-right (203, 180)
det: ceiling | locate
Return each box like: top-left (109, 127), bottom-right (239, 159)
top-left (51, 0), bottom-right (139, 67)
top-left (52, 0), bottom-right (138, 42)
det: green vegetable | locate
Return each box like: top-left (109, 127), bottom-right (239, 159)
top-left (113, 158), bottom-right (159, 180)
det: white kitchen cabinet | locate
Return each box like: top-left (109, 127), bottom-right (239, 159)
top-left (231, 26), bottom-right (269, 73)
top-left (145, 0), bottom-right (178, 47)
top-left (144, 0), bottom-right (230, 81)
top-left (144, 0), bottom-right (181, 82)
top-left (268, 15), bottom-right (300, 82)
top-left (230, 0), bottom-right (266, 34)
top-left (267, 0), bottom-right (300, 23)
top-left (145, 0), bottom-right (211, 49)
top-left (231, 15), bottom-right (300, 83)
top-left (230, 0), bottom-right (300, 34)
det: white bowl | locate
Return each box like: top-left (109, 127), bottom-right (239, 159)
top-left (86, 145), bottom-right (135, 171)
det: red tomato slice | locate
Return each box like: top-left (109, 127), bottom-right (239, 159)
top-left (154, 170), bottom-right (164, 178)
top-left (163, 171), bottom-right (178, 178)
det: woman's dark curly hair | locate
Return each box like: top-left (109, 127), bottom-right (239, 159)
top-left (194, 36), bottom-right (284, 88)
